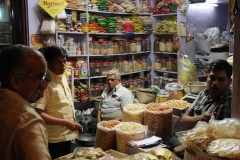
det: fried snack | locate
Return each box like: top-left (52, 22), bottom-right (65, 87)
top-left (163, 100), bottom-right (190, 109)
top-left (144, 103), bottom-right (172, 141)
top-left (115, 122), bottom-right (145, 153)
top-left (94, 120), bottom-right (120, 151)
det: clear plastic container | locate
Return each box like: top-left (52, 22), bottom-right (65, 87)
top-left (136, 40), bottom-right (142, 52)
top-left (90, 62), bottom-right (95, 76)
top-left (129, 40), bottom-right (137, 53)
top-left (100, 41), bottom-right (108, 55)
top-left (113, 42), bottom-right (119, 54)
top-left (154, 39), bottom-right (159, 52)
top-left (166, 38), bottom-right (173, 52)
top-left (119, 41), bottom-right (125, 53)
top-left (93, 41), bottom-right (100, 55)
top-left (125, 41), bottom-right (130, 53)
top-left (89, 41), bottom-right (94, 55)
top-left (159, 38), bottom-right (166, 52)
top-left (108, 41), bottom-right (114, 54)
top-left (141, 38), bottom-right (147, 51)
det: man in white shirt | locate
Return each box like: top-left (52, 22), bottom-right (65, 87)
top-left (97, 70), bottom-right (134, 122)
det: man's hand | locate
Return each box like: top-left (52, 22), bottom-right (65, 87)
top-left (63, 119), bottom-right (83, 132)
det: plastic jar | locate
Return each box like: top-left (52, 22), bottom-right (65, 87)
top-left (102, 62), bottom-right (108, 75)
top-left (119, 41), bottom-right (125, 53)
top-left (90, 62), bottom-right (95, 77)
top-left (128, 60), bottom-right (133, 72)
top-left (95, 85), bottom-right (101, 97)
top-left (108, 41), bottom-right (114, 54)
top-left (89, 41), bottom-right (94, 55)
top-left (154, 39), bottom-right (159, 52)
top-left (93, 41), bottom-right (100, 55)
top-left (113, 42), bottom-right (119, 54)
top-left (129, 40), bottom-right (137, 53)
top-left (136, 40), bottom-right (142, 52)
top-left (159, 39), bottom-right (166, 52)
top-left (141, 39), bottom-right (147, 51)
top-left (100, 41), bottom-right (108, 55)
top-left (166, 38), bottom-right (173, 52)
top-left (166, 59), bottom-right (173, 71)
top-left (122, 60), bottom-right (129, 73)
top-left (145, 38), bottom-right (151, 51)
top-left (154, 58), bottom-right (161, 70)
top-left (125, 41), bottom-right (130, 53)
top-left (172, 59), bottom-right (177, 72)
top-left (90, 86), bottom-right (96, 97)
top-left (161, 58), bottom-right (167, 70)
top-left (94, 62), bottom-right (101, 76)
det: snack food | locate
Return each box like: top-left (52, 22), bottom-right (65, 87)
top-left (122, 103), bottom-right (146, 124)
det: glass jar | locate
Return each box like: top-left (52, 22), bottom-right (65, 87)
top-left (113, 42), bottom-right (119, 54)
top-left (166, 38), bottom-right (173, 52)
top-left (154, 39), bottom-right (159, 52)
top-left (93, 41), bottom-right (100, 55)
top-left (89, 41), bottom-right (94, 55)
top-left (102, 62), bottom-right (108, 75)
top-left (129, 40), bottom-right (137, 53)
top-left (159, 38), bottom-right (166, 52)
top-left (128, 60), bottom-right (133, 72)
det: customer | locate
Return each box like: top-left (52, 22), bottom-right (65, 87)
top-left (168, 59), bottom-right (233, 157)
top-left (0, 45), bottom-right (51, 160)
top-left (34, 46), bottom-right (83, 159)
top-left (97, 70), bottom-right (134, 122)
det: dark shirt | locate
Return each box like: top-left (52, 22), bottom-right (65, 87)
top-left (185, 88), bottom-right (232, 120)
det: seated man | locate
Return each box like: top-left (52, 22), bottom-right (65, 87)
top-left (168, 59), bottom-right (232, 157)
top-left (97, 70), bottom-right (134, 122)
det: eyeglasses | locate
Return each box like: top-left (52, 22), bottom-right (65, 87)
top-left (18, 72), bottom-right (49, 84)
top-left (107, 78), bottom-right (116, 82)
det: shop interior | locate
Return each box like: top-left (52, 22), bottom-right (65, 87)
top-left (1, 0), bottom-right (240, 159)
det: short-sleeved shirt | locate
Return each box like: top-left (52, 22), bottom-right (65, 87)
top-left (34, 70), bottom-right (78, 143)
top-left (100, 84), bottom-right (134, 120)
top-left (0, 88), bottom-right (51, 160)
top-left (185, 88), bottom-right (232, 120)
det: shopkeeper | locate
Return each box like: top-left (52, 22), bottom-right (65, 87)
top-left (34, 46), bottom-right (83, 159)
top-left (97, 70), bottom-right (134, 122)
top-left (168, 59), bottom-right (233, 156)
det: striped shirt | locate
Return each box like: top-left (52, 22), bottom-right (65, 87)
top-left (185, 88), bottom-right (232, 120)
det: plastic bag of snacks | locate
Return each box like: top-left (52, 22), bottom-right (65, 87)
top-left (40, 19), bottom-right (56, 34)
top-left (115, 122), bottom-right (145, 153)
top-left (144, 103), bottom-right (172, 141)
top-left (122, 103), bottom-right (146, 124)
top-left (94, 120), bottom-right (120, 151)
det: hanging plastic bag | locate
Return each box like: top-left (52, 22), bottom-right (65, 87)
top-left (40, 19), bottom-right (56, 34)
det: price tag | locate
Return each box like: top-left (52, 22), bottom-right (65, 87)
top-left (38, 0), bottom-right (68, 18)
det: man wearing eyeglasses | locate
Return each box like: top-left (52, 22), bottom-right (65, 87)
top-left (0, 45), bottom-right (51, 160)
top-left (34, 46), bottom-right (83, 159)
top-left (97, 70), bottom-right (134, 122)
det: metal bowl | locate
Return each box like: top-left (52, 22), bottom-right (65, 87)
top-left (184, 82), bottom-right (207, 94)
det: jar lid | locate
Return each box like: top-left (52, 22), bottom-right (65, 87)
top-left (165, 83), bottom-right (183, 91)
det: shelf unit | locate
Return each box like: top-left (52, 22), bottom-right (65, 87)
top-left (55, 1), bottom-right (179, 102)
